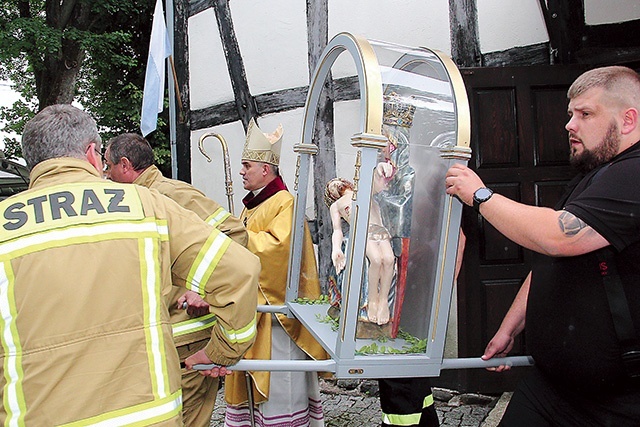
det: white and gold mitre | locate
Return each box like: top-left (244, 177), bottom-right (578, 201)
top-left (241, 118), bottom-right (283, 166)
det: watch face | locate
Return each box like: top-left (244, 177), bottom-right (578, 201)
top-left (474, 188), bottom-right (493, 202)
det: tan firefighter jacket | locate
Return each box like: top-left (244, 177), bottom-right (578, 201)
top-left (0, 159), bottom-right (259, 425)
top-left (133, 165), bottom-right (248, 348)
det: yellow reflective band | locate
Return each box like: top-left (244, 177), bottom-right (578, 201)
top-left (0, 219), bottom-right (169, 261)
top-left (140, 238), bottom-right (171, 400)
top-left (0, 260), bottom-right (26, 426)
top-left (221, 314), bottom-right (257, 344)
top-left (381, 394), bottom-right (434, 426)
top-left (0, 182), bottom-right (144, 237)
top-left (206, 207), bottom-right (231, 228)
top-left (423, 394), bottom-right (434, 408)
top-left (186, 231), bottom-right (231, 295)
top-left (59, 390), bottom-right (182, 426)
top-left (172, 313), bottom-right (217, 337)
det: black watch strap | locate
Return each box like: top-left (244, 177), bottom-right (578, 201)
top-left (473, 187), bottom-right (493, 212)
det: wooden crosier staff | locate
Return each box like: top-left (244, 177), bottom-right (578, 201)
top-left (168, 56), bottom-right (185, 124)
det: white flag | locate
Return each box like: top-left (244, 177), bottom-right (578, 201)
top-left (140, 0), bottom-right (172, 136)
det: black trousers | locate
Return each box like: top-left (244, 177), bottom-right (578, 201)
top-left (500, 367), bottom-right (640, 427)
top-left (379, 378), bottom-right (439, 427)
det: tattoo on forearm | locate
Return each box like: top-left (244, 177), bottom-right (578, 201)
top-left (558, 211), bottom-right (587, 236)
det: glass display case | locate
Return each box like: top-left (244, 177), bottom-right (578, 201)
top-left (287, 33), bottom-right (470, 378)
top-left (214, 33), bottom-right (533, 379)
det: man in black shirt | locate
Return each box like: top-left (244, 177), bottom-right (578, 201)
top-left (445, 65), bottom-right (640, 426)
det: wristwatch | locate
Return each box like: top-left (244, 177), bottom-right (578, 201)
top-left (473, 187), bottom-right (494, 212)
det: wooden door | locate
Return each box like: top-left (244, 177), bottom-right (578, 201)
top-left (434, 64), bottom-right (589, 394)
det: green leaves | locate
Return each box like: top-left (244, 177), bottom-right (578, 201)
top-left (0, 0), bottom-right (169, 166)
top-left (356, 329), bottom-right (427, 355)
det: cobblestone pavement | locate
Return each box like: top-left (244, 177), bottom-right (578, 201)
top-left (210, 379), bottom-right (503, 427)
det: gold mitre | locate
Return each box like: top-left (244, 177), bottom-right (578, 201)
top-left (242, 118), bottom-right (283, 166)
top-left (383, 91), bottom-right (416, 128)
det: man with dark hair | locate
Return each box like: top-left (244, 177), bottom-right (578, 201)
top-left (0, 105), bottom-right (259, 424)
top-left (105, 132), bottom-right (248, 427)
top-left (447, 66), bottom-right (640, 426)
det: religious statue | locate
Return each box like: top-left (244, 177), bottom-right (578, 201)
top-left (325, 160), bottom-right (395, 326)
top-left (324, 91), bottom-right (417, 339)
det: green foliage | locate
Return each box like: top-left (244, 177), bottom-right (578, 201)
top-left (0, 0), bottom-right (170, 165)
top-left (315, 314), bottom-right (340, 331)
top-left (294, 295), bottom-right (330, 305)
top-left (356, 329), bottom-right (427, 355)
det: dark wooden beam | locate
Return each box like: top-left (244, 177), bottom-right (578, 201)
top-left (538, 0), bottom-right (585, 64)
top-left (307, 0), bottom-right (336, 293)
top-left (583, 19), bottom-right (640, 49)
top-left (191, 100), bottom-right (239, 130)
top-left (449, 0), bottom-right (481, 67)
top-left (174, 0), bottom-right (192, 182)
top-left (212, 0), bottom-right (257, 130)
top-left (575, 46), bottom-right (640, 66)
top-left (189, 0), bottom-right (212, 16)
top-left (190, 76), bottom-right (361, 131)
top-left (482, 43), bottom-right (550, 67)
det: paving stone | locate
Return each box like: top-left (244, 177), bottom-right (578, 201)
top-left (449, 393), bottom-right (496, 406)
top-left (433, 387), bottom-right (459, 402)
top-left (209, 379), bottom-right (502, 426)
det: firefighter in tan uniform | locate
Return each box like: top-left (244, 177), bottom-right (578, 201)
top-left (105, 133), bottom-right (248, 427)
top-left (0, 105), bottom-right (259, 425)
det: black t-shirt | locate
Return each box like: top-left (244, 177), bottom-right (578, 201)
top-left (526, 142), bottom-right (640, 392)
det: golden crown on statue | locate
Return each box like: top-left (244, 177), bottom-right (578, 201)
top-left (383, 92), bottom-right (416, 128)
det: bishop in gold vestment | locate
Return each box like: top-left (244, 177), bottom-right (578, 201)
top-left (225, 119), bottom-right (327, 427)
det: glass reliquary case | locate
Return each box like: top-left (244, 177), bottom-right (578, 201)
top-left (210, 33), bottom-right (532, 379)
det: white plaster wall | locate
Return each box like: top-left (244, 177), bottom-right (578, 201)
top-left (328, 0), bottom-right (452, 53)
top-left (188, 9), bottom-right (234, 110)
top-left (230, 0), bottom-right (310, 96)
top-left (327, 0), bottom-right (452, 79)
top-left (477, 0), bottom-right (548, 53)
top-left (584, 0), bottom-right (640, 24)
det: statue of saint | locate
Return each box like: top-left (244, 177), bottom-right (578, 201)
top-left (325, 161), bottom-right (395, 325)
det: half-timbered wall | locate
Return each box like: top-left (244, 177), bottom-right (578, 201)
top-left (177, 0), bottom-right (640, 392)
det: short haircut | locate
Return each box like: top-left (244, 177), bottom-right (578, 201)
top-left (568, 66), bottom-right (640, 110)
top-left (22, 104), bottom-right (101, 170)
top-left (106, 133), bottom-right (155, 171)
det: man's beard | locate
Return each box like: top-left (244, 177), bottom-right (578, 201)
top-left (569, 122), bottom-right (620, 174)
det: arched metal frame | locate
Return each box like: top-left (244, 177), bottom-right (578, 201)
top-left (202, 33), bottom-right (533, 377)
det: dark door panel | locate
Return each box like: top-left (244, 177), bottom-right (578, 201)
top-left (434, 64), bottom-right (589, 394)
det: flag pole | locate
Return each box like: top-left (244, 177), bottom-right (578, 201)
top-left (165, 0), bottom-right (177, 179)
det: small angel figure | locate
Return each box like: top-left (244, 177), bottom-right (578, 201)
top-left (325, 162), bottom-right (396, 325)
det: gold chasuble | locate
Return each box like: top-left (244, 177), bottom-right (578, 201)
top-left (225, 178), bottom-right (327, 405)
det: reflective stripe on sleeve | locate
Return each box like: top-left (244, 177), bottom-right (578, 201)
top-left (185, 231), bottom-right (231, 295)
top-left (172, 313), bottom-right (217, 337)
top-left (206, 207), bottom-right (231, 228)
top-left (220, 314), bottom-right (257, 344)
